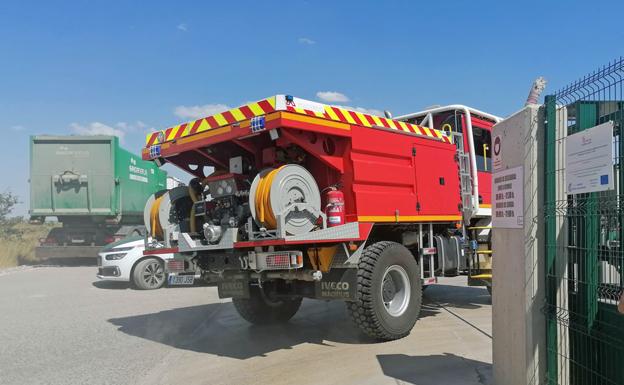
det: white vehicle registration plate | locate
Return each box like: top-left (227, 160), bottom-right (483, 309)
top-left (168, 275), bottom-right (194, 285)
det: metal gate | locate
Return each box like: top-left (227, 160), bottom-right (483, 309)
top-left (544, 58), bottom-right (624, 384)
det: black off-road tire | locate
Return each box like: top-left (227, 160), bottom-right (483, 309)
top-left (347, 241), bottom-right (422, 340)
top-left (232, 285), bottom-right (303, 324)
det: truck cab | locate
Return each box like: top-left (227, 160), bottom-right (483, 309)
top-left (396, 106), bottom-right (501, 293)
top-left (396, 105), bottom-right (501, 221)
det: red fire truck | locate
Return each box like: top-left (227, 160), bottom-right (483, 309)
top-left (141, 95), bottom-right (500, 340)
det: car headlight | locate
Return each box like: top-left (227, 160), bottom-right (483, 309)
top-left (111, 246), bottom-right (135, 252)
top-left (105, 252), bottom-right (127, 261)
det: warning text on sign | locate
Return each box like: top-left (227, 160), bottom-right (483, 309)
top-left (492, 166), bottom-right (524, 229)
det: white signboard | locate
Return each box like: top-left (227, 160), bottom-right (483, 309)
top-left (565, 121), bottom-right (614, 194)
top-left (492, 165), bottom-right (524, 229)
top-left (492, 134), bottom-right (503, 171)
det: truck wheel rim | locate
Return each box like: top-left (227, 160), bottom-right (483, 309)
top-left (143, 262), bottom-right (164, 287)
top-left (381, 265), bottom-right (411, 317)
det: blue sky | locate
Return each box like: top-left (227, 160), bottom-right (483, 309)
top-left (2, 0), bottom-right (624, 216)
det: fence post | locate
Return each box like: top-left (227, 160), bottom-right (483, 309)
top-left (543, 94), bottom-right (558, 384)
top-left (492, 105), bottom-right (546, 384)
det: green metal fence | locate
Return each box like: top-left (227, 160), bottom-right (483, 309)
top-left (544, 58), bottom-right (624, 384)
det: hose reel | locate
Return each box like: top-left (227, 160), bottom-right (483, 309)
top-left (144, 186), bottom-right (193, 241)
top-left (249, 164), bottom-right (322, 235)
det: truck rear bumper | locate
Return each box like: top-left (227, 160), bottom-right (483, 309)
top-left (35, 246), bottom-right (101, 259)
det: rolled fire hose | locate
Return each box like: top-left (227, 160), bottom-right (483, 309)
top-left (149, 196), bottom-right (164, 239)
top-left (249, 164), bottom-right (321, 235)
top-left (255, 166), bottom-right (286, 229)
top-left (147, 186), bottom-right (198, 240)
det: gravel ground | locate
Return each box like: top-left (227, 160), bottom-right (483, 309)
top-left (0, 267), bottom-right (492, 385)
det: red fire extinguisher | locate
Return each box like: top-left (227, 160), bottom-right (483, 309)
top-left (325, 186), bottom-right (345, 227)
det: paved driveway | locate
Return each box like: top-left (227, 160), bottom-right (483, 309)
top-left (0, 267), bottom-right (492, 385)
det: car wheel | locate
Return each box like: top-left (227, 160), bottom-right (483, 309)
top-left (132, 258), bottom-right (165, 290)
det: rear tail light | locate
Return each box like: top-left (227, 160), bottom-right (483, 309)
top-left (248, 251), bottom-right (303, 271)
top-left (40, 237), bottom-right (57, 246)
top-left (421, 247), bottom-right (437, 256)
top-left (104, 236), bottom-right (116, 244)
top-left (266, 254), bottom-right (291, 269)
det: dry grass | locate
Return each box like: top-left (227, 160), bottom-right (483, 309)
top-left (0, 222), bottom-right (59, 268)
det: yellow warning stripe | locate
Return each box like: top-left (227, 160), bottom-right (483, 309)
top-left (146, 95), bottom-right (451, 146)
top-left (168, 126), bottom-right (180, 141)
top-left (371, 115), bottom-right (384, 127)
top-left (214, 114), bottom-right (228, 127)
top-left (355, 112), bottom-right (368, 125)
top-left (342, 111), bottom-right (357, 124)
top-left (196, 119), bottom-right (210, 133)
top-left (175, 126), bottom-right (232, 146)
top-left (386, 118), bottom-right (399, 129)
top-left (325, 107), bottom-right (340, 121)
top-left (281, 112), bottom-right (350, 131)
top-left (147, 96), bottom-right (278, 145)
top-left (397, 121), bottom-right (410, 132)
top-left (321, 105), bottom-right (449, 143)
top-left (358, 215), bottom-right (462, 223)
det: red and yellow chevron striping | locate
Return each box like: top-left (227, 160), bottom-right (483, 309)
top-left (145, 97), bottom-right (277, 146)
top-left (285, 104), bottom-right (449, 141)
top-left (145, 95), bottom-right (451, 146)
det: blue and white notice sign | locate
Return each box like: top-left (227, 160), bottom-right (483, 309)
top-left (565, 121), bottom-right (614, 194)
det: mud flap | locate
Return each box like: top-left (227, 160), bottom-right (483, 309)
top-left (315, 268), bottom-right (357, 300)
top-left (217, 280), bottom-right (250, 299)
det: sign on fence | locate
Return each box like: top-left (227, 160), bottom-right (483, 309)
top-left (565, 121), bottom-right (614, 194)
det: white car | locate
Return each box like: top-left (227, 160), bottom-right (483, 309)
top-left (96, 236), bottom-right (196, 289)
